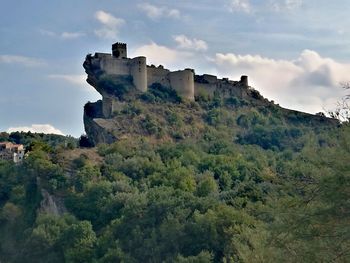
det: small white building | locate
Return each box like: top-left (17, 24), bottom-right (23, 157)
top-left (0, 142), bottom-right (25, 163)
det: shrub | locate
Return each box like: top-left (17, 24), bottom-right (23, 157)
top-left (141, 83), bottom-right (182, 103)
top-left (121, 103), bottom-right (142, 117)
top-left (140, 92), bottom-right (156, 103)
top-left (141, 115), bottom-right (162, 136)
top-left (225, 96), bottom-right (239, 107)
top-left (98, 75), bottom-right (133, 99)
top-left (79, 135), bottom-right (94, 148)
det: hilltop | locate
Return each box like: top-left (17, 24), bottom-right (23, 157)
top-left (83, 42), bottom-right (337, 146)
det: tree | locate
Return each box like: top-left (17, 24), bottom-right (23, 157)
top-left (196, 172), bottom-right (219, 197)
top-left (60, 221), bottom-right (97, 263)
top-left (265, 127), bottom-right (350, 262)
top-left (328, 83), bottom-right (350, 122)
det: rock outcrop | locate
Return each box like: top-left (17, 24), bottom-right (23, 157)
top-left (83, 42), bottom-right (338, 145)
top-left (38, 189), bottom-right (67, 216)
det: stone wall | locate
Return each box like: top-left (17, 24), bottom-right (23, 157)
top-left (169, 69), bottom-right (194, 100)
top-left (86, 49), bottom-right (250, 104)
top-left (147, 66), bottom-right (170, 87)
top-left (101, 96), bottom-right (126, 118)
top-left (102, 96), bottom-right (113, 118)
top-left (130, 56), bottom-right (147, 92)
top-left (99, 55), bottom-right (129, 75)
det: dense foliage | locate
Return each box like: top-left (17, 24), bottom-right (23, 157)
top-left (97, 74), bottom-right (134, 99)
top-left (0, 131), bottom-right (78, 150)
top-left (0, 102), bottom-right (349, 262)
top-left (141, 83), bottom-right (182, 103)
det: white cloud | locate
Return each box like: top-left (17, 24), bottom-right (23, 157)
top-left (94, 10), bottom-right (125, 39)
top-left (228, 0), bottom-right (252, 13)
top-left (173, 35), bottom-right (208, 51)
top-left (213, 50), bottom-right (349, 113)
top-left (0, 55), bottom-right (45, 67)
top-left (227, 0), bottom-right (302, 13)
top-left (48, 74), bottom-right (96, 93)
top-left (48, 74), bottom-right (86, 86)
top-left (132, 42), bottom-right (194, 69)
top-left (39, 29), bottom-right (85, 39)
top-left (337, 29), bottom-right (346, 36)
top-left (138, 3), bottom-right (181, 20)
top-left (285, 0), bottom-right (303, 9)
top-left (61, 32), bottom-right (85, 39)
top-left (7, 124), bottom-right (64, 135)
top-left (269, 0), bottom-right (303, 11)
top-left (39, 29), bottom-right (56, 37)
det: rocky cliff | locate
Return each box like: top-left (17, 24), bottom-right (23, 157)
top-left (83, 45), bottom-right (338, 146)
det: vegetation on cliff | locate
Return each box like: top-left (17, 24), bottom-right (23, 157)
top-left (0, 90), bottom-right (349, 262)
top-left (84, 81), bottom-right (337, 146)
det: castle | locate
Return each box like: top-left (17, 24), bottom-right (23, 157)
top-left (84, 42), bottom-right (250, 118)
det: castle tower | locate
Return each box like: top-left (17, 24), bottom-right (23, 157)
top-left (240, 75), bottom-right (248, 86)
top-left (112, 42), bottom-right (127, 59)
top-left (169, 69), bottom-right (195, 101)
top-left (130, 56), bottom-right (147, 92)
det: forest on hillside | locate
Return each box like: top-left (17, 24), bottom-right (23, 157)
top-left (0, 91), bottom-right (349, 262)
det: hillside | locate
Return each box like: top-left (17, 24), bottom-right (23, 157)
top-left (0, 44), bottom-right (349, 263)
top-left (84, 86), bottom-right (338, 148)
top-left (1, 98), bottom-right (349, 263)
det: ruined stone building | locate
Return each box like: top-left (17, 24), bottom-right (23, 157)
top-left (0, 142), bottom-right (25, 163)
top-left (84, 42), bottom-right (250, 118)
top-left (82, 42), bottom-right (338, 145)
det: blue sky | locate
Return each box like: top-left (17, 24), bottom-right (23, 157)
top-left (1, 0), bottom-right (350, 136)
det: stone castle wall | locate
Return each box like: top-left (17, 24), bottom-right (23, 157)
top-left (130, 56), bottom-right (147, 92)
top-left (93, 51), bottom-right (197, 101)
top-left (147, 66), bottom-right (195, 100)
top-left (147, 66), bottom-right (170, 87)
top-left (169, 70), bottom-right (194, 101)
top-left (84, 43), bottom-right (250, 118)
top-left (96, 53), bottom-right (129, 75)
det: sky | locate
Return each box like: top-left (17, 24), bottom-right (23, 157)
top-left (1, 0), bottom-right (350, 137)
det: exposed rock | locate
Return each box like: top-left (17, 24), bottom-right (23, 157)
top-left (38, 189), bottom-right (67, 216)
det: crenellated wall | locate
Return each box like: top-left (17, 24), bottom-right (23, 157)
top-left (147, 66), bottom-right (170, 87)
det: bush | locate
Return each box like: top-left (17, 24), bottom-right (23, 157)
top-left (237, 126), bottom-right (303, 150)
top-left (140, 92), bottom-right (156, 103)
top-left (98, 75), bottom-right (133, 99)
top-left (141, 115), bottom-right (162, 136)
top-left (120, 103), bottom-right (143, 117)
top-left (225, 96), bottom-right (239, 107)
top-left (79, 135), bottom-right (94, 148)
top-left (141, 83), bottom-right (182, 103)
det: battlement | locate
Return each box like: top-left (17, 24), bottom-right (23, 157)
top-left (113, 42), bottom-right (127, 47)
